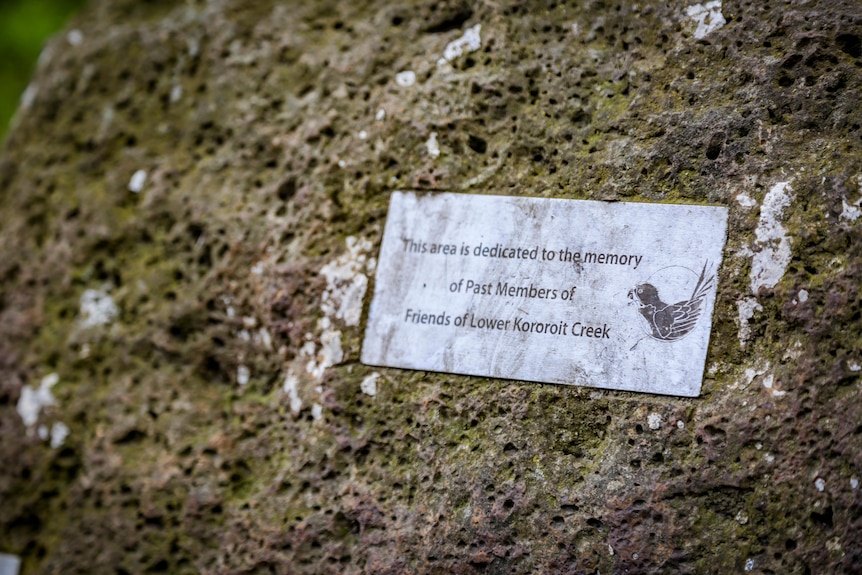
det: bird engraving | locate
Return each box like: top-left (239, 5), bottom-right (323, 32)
top-left (628, 262), bottom-right (714, 342)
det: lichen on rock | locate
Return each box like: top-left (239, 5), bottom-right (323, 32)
top-left (1, 0), bottom-right (861, 573)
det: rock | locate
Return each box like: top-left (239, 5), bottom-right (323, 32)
top-left (1, 0), bottom-right (861, 573)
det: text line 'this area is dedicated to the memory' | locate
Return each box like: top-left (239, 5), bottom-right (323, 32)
top-left (401, 238), bottom-right (643, 269)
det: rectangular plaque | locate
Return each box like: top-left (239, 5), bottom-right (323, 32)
top-left (361, 192), bottom-right (728, 397)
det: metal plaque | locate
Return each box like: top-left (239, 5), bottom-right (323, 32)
top-left (361, 192), bottom-right (728, 397)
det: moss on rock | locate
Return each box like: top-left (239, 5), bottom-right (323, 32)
top-left (1, 0), bottom-right (861, 573)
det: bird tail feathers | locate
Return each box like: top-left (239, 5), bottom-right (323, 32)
top-left (690, 261), bottom-right (714, 303)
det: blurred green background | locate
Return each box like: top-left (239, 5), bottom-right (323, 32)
top-left (0, 0), bottom-right (88, 142)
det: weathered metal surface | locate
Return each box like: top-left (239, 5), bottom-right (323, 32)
top-left (364, 192), bottom-right (727, 396)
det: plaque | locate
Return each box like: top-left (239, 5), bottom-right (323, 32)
top-left (361, 192), bottom-right (728, 397)
top-left (0, 554), bottom-right (20, 575)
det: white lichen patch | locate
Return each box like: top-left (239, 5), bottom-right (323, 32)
top-left (686, 1), bottom-right (726, 40)
top-left (426, 132), bottom-right (441, 158)
top-left (128, 169), bottom-right (147, 193)
top-left (221, 296), bottom-right (235, 318)
top-left (849, 361), bottom-right (861, 372)
top-left (17, 373), bottom-right (58, 428)
top-left (395, 70), bottom-right (416, 87)
top-left (79, 288), bottom-right (119, 328)
top-left (67, 29), bottom-right (84, 46)
top-left (50, 422), bottom-right (70, 448)
top-left (735, 363), bottom-right (769, 390)
top-left (283, 372), bottom-right (303, 413)
top-left (647, 412), bottom-right (662, 430)
top-left (17, 375), bottom-right (68, 447)
top-left (736, 297), bottom-right (763, 346)
top-left (305, 329), bottom-right (344, 381)
top-left (532, 466), bottom-right (546, 482)
top-left (311, 403), bottom-right (323, 420)
top-left (744, 366), bottom-right (766, 384)
top-left (744, 558), bottom-right (754, 572)
top-left (319, 236), bottom-right (374, 327)
top-left (360, 372), bottom-right (380, 397)
top-left (815, 477), bottom-right (826, 492)
top-left (437, 23), bottom-right (482, 66)
top-left (736, 192), bottom-right (757, 208)
top-left (750, 181), bottom-right (793, 293)
top-left (761, 373), bottom-right (786, 398)
top-left (851, 477), bottom-right (859, 490)
top-left (375, 108), bottom-right (386, 121)
top-left (257, 328), bottom-right (272, 350)
top-left (841, 198), bottom-right (861, 221)
top-left (282, 236), bottom-right (374, 415)
top-left (797, 289), bottom-right (809, 303)
top-left (237, 365), bottom-right (250, 386)
top-left (20, 83), bottom-right (38, 110)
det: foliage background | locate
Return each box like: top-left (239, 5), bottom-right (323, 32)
top-left (0, 0), bottom-right (87, 141)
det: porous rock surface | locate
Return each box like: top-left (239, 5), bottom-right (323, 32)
top-left (1, 0), bottom-right (861, 573)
